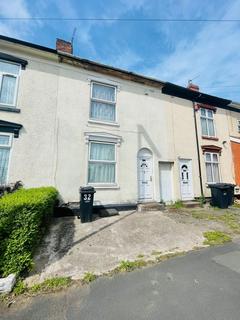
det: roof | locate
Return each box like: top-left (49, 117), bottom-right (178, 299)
top-left (1, 35), bottom-right (239, 112)
top-left (0, 34), bottom-right (57, 54)
top-left (162, 82), bottom-right (231, 107)
top-left (0, 34), bottom-right (165, 89)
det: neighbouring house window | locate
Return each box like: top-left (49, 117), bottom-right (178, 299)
top-left (205, 152), bottom-right (220, 183)
top-left (88, 142), bottom-right (116, 183)
top-left (0, 134), bottom-right (11, 185)
top-left (237, 120), bottom-right (240, 133)
top-left (0, 60), bottom-right (20, 107)
top-left (90, 82), bottom-right (116, 122)
top-left (200, 108), bottom-right (216, 137)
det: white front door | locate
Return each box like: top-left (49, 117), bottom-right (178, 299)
top-left (159, 162), bottom-right (173, 203)
top-left (138, 148), bottom-right (153, 201)
top-left (179, 159), bottom-right (194, 200)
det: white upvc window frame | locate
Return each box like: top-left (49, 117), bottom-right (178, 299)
top-left (0, 132), bottom-right (13, 185)
top-left (200, 108), bottom-right (216, 137)
top-left (89, 81), bottom-right (117, 124)
top-left (205, 152), bottom-right (220, 184)
top-left (0, 59), bottom-right (21, 108)
top-left (237, 120), bottom-right (240, 133)
top-left (88, 140), bottom-right (117, 186)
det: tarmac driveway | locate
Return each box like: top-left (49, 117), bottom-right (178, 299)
top-left (26, 209), bottom-right (210, 284)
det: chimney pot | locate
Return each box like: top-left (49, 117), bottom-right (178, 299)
top-left (56, 38), bottom-right (73, 54)
top-left (187, 82), bottom-right (199, 91)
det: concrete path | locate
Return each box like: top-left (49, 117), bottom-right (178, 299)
top-left (26, 210), bottom-right (208, 284)
top-left (2, 242), bottom-right (240, 319)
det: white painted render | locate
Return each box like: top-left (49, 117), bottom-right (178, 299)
top-left (0, 39), bottom-right (237, 204)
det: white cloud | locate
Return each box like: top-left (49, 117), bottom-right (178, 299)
top-left (0, 0), bottom-right (33, 38)
top-left (0, 0), bottom-right (30, 18)
top-left (51, 0), bottom-right (149, 57)
top-left (141, 0), bottom-right (240, 100)
top-left (107, 49), bottom-right (143, 70)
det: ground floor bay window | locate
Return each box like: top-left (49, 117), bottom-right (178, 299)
top-left (88, 141), bottom-right (116, 184)
top-left (205, 152), bottom-right (220, 184)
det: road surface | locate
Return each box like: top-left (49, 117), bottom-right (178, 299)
top-left (2, 242), bottom-right (240, 319)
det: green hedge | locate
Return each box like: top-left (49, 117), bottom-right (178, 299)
top-left (0, 187), bottom-right (58, 276)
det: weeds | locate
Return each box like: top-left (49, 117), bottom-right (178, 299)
top-left (116, 260), bottom-right (147, 272)
top-left (151, 250), bottom-right (162, 256)
top-left (13, 280), bottom-right (27, 295)
top-left (29, 277), bottom-right (72, 294)
top-left (192, 211), bottom-right (240, 234)
top-left (203, 231), bottom-right (232, 246)
top-left (198, 195), bottom-right (206, 207)
top-left (169, 200), bottom-right (184, 209)
top-left (82, 272), bottom-right (97, 284)
top-left (155, 251), bottom-right (186, 262)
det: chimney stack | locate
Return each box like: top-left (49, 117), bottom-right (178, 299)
top-left (187, 81), bottom-right (199, 91)
top-left (56, 38), bottom-right (73, 54)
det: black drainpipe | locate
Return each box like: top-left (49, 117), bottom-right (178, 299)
top-left (192, 101), bottom-right (204, 197)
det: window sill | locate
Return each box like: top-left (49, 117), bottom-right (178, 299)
top-left (0, 105), bottom-right (20, 113)
top-left (202, 135), bottom-right (219, 141)
top-left (88, 120), bottom-right (120, 127)
top-left (88, 184), bottom-right (120, 190)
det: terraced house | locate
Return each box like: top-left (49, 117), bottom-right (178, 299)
top-left (0, 34), bottom-right (240, 208)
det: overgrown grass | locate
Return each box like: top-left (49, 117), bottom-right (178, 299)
top-left (203, 231), bottom-right (232, 246)
top-left (82, 272), bottom-right (97, 284)
top-left (192, 211), bottom-right (240, 234)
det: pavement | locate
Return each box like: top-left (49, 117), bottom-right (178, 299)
top-left (2, 241), bottom-right (240, 320)
top-left (25, 210), bottom-right (210, 284)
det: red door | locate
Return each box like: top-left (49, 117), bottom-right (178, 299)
top-left (231, 141), bottom-right (240, 185)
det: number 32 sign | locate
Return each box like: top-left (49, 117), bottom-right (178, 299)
top-left (83, 194), bottom-right (91, 202)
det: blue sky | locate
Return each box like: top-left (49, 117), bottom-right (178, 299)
top-left (0, 0), bottom-right (240, 101)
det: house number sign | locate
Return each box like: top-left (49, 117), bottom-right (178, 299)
top-left (83, 194), bottom-right (92, 202)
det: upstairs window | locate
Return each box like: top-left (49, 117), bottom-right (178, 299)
top-left (205, 152), bottom-right (220, 183)
top-left (0, 60), bottom-right (20, 107)
top-left (200, 108), bottom-right (216, 137)
top-left (90, 82), bottom-right (116, 123)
